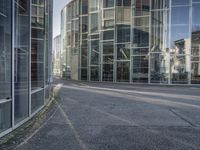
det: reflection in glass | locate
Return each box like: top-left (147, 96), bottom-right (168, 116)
top-left (14, 0), bottom-right (29, 124)
top-left (103, 64), bottom-right (113, 81)
top-left (0, 0), bottom-right (12, 100)
top-left (90, 66), bottom-right (99, 81)
top-left (150, 53), bottom-right (169, 83)
top-left (90, 40), bottom-right (99, 65)
top-left (31, 90), bottom-right (44, 113)
top-left (0, 102), bottom-right (11, 133)
top-left (117, 44), bottom-right (130, 60)
top-left (117, 61), bottom-right (130, 82)
top-left (133, 56), bottom-right (148, 83)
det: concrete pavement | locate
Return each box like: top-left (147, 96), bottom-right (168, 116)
top-left (2, 79), bottom-right (200, 150)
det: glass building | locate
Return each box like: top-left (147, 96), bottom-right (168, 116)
top-left (60, 0), bottom-right (200, 84)
top-left (53, 35), bottom-right (61, 76)
top-left (0, 0), bottom-right (53, 137)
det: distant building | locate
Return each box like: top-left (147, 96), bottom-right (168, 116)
top-left (0, 0), bottom-right (53, 137)
top-left (60, 0), bottom-right (200, 84)
top-left (53, 35), bottom-right (61, 77)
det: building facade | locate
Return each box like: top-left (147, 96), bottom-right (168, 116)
top-left (53, 35), bottom-right (61, 76)
top-left (0, 0), bottom-right (53, 137)
top-left (60, 0), bottom-right (200, 84)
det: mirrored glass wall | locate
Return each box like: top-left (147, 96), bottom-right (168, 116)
top-left (60, 0), bottom-right (200, 85)
top-left (0, 0), bottom-right (52, 137)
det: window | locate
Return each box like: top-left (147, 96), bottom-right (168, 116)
top-left (90, 13), bottom-right (98, 33)
top-left (103, 30), bottom-right (114, 40)
top-left (14, 0), bottom-right (30, 124)
top-left (117, 61), bottom-right (130, 82)
top-left (103, 0), bottom-right (114, 8)
top-left (117, 44), bottom-right (130, 60)
top-left (89, 0), bottom-right (98, 11)
top-left (117, 25), bottom-right (131, 43)
top-left (0, 0), bottom-right (12, 100)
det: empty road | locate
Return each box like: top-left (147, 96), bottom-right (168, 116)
top-left (14, 79), bottom-right (200, 150)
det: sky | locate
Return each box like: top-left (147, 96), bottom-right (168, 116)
top-left (53, 0), bottom-right (70, 38)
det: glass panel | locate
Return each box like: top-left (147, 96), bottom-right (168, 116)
top-left (151, 0), bottom-right (169, 10)
top-left (103, 0), bottom-right (114, 8)
top-left (103, 9), bottom-right (114, 19)
top-left (90, 13), bottom-right (98, 33)
top-left (81, 68), bottom-right (88, 80)
top-left (81, 47), bottom-right (88, 67)
top-left (171, 7), bottom-right (189, 25)
top-left (150, 53), bottom-right (169, 83)
top-left (117, 61), bottom-right (130, 82)
top-left (81, 16), bottom-right (88, 33)
top-left (31, 40), bottom-right (45, 89)
top-left (117, 25), bottom-right (131, 43)
top-left (116, 6), bottom-right (131, 23)
top-left (90, 40), bottom-right (99, 65)
top-left (103, 20), bottom-right (114, 29)
top-left (133, 48), bottom-right (149, 55)
top-left (191, 62), bottom-right (200, 84)
top-left (14, 0), bottom-right (29, 124)
top-left (0, 0), bottom-right (12, 100)
top-left (31, 90), bottom-right (44, 113)
top-left (191, 3), bottom-right (200, 84)
top-left (133, 27), bottom-right (149, 47)
top-left (150, 10), bottom-right (169, 52)
top-left (89, 0), bottom-right (98, 11)
top-left (81, 0), bottom-right (88, 14)
top-left (90, 66), bottom-right (99, 81)
top-left (133, 0), bottom-right (150, 16)
top-left (103, 30), bottom-right (114, 40)
top-left (170, 55), bottom-right (189, 84)
top-left (172, 0), bottom-right (190, 6)
top-left (103, 42), bottom-right (114, 54)
top-left (117, 44), bottom-right (130, 60)
top-left (0, 102), bottom-right (11, 133)
top-left (103, 64), bottom-right (113, 81)
top-left (133, 56), bottom-right (148, 83)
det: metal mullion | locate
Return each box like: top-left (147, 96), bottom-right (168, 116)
top-left (29, 0), bottom-right (32, 116)
top-left (148, 0), bottom-right (152, 84)
top-left (189, 0), bottom-right (192, 84)
top-left (12, 0), bottom-right (15, 128)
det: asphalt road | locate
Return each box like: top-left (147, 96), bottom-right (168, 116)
top-left (17, 79), bottom-right (200, 150)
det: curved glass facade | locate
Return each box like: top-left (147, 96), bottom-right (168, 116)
top-left (60, 0), bottom-right (200, 84)
top-left (0, 0), bottom-right (53, 137)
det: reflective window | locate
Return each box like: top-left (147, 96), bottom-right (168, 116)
top-left (81, 68), bottom-right (88, 80)
top-left (31, 1), bottom-right (45, 90)
top-left (103, 30), bottom-right (114, 40)
top-left (81, 16), bottom-right (88, 33)
top-left (81, 0), bottom-right (88, 14)
top-left (117, 44), bottom-right (130, 60)
top-left (150, 10), bottom-right (169, 52)
top-left (171, 7), bottom-right (189, 25)
top-left (90, 13), bottom-right (98, 33)
top-left (117, 61), bottom-right (130, 82)
top-left (171, 0), bottom-right (190, 6)
top-left (14, 0), bottom-right (30, 124)
top-left (150, 53), bottom-right (169, 83)
top-left (103, 0), bottom-right (114, 8)
top-left (133, 56), bottom-right (148, 83)
top-left (90, 66), bottom-right (99, 81)
top-left (191, 3), bottom-right (200, 84)
top-left (103, 64), bottom-right (113, 81)
top-left (103, 20), bottom-right (114, 29)
top-left (89, 0), bottom-right (98, 11)
top-left (133, 27), bottom-right (149, 47)
top-left (133, 0), bottom-right (150, 16)
top-left (0, 102), bottom-right (11, 133)
top-left (103, 9), bottom-right (114, 19)
top-left (117, 25), bottom-right (131, 43)
top-left (31, 90), bottom-right (44, 113)
top-left (0, 0), bottom-right (12, 100)
top-left (90, 40), bottom-right (100, 65)
top-left (116, 6), bottom-right (131, 23)
top-left (151, 0), bottom-right (169, 10)
top-left (170, 55), bottom-right (189, 84)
